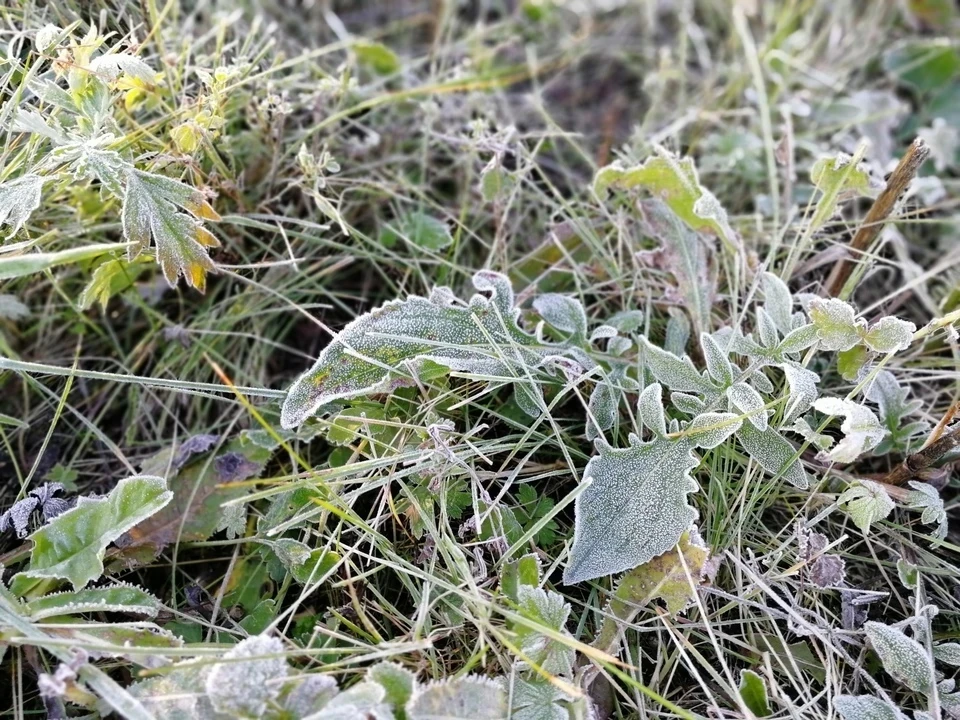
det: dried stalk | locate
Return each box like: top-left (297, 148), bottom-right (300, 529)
top-left (881, 425), bottom-right (960, 487)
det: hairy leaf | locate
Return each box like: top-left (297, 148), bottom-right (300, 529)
top-left (515, 586), bottom-right (575, 676)
top-left (813, 398), bottom-right (886, 463)
top-left (727, 382), bottom-right (767, 430)
top-left (934, 643), bottom-right (960, 667)
top-left (586, 380), bottom-right (618, 441)
top-left (19, 475), bottom-right (172, 590)
top-left (862, 317), bottom-right (916, 353)
top-left (282, 272), bottom-right (551, 428)
top-left (533, 293), bottom-right (587, 341)
top-left (639, 337), bottom-right (715, 395)
top-left (638, 383), bottom-right (667, 436)
top-left (762, 272), bottom-right (794, 336)
top-left (736, 423), bottom-right (809, 488)
top-left (839, 479), bottom-right (894, 533)
top-left (808, 298), bottom-right (862, 351)
top-left (206, 635), bottom-right (288, 717)
top-left (594, 148), bottom-right (735, 248)
top-left (614, 529), bottom-right (709, 618)
top-left (25, 584), bottom-right (161, 620)
top-left (510, 677), bottom-right (572, 720)
top-left (865, 621), bottom-right (934, 693)
top-left (407, 677), bottom-right (507, 720)
top-left (835, 695), bottom-right (906, 720)
top-left (0, 174), bottom-right (46, 236)
top-left (702, 333), bottom-right (734, 386)
top-left (564, 434), bottom-right (700, 584)
top-left (122, 169), bottom-right (221, 291)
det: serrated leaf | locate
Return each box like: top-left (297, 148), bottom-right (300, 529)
top-left (639, 337), bottom-right (715, 395)
top-left (26, 584), bottom-right (161, 620)
top-left (702, 333), bottom-right (734, 385)
top-left (739, 669), bottom-right (771, 717)
top-left (533, 294), bottom-right (587, 341)
top-left (79, 255), bottom-right (152, 310)
top-left (0, 174), bottom-right (46, 236)
top-left (762, 272), bottom-right (793, 335)
top-left (808, 298), bottom-right (863, 351)
top-left (594, 149), bottom-right (735, 248)
top-left (509, 677), bottom-right (569, 720)
top-left (736, 423), bottom-right (809, 488)
top-left (206, 635), bottom-right (289, 717)
top-left (18, 475), bottom-right (172, 590)
top-left (281, 272), bottom-right (552, 428)
top-left (866, 371), bottom-right (928, 454)
top-left (906, 481), bottom-right (947, 540)
top-left (835, 695), bottom-right (906, 720)
top-left (809, 152), bottom-right (872, 231)
top-left (813, 398), bottom-right (886, 463)
top-left (862, 317), bottom-right (916, 353)
top-left (839, 479), bottom-right (894, 533)
top-left (564, 434), bottom-right (700, 584)
top-left (407, 677), bottom-right (507, 720)
top-left (727, 382), bottom-right (767, 430)
top-left (122, 169), bottom-right (221, 291)
top-left (865, 621), bottom-right (934, 693)
top-left (515, 586), bottom-right (575, 676)
top-left (59, 622), bottom-right (183, 669)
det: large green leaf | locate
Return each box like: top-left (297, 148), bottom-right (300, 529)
top-left (865, 621), bottom-right (934, 693)
top-left (18, 475), bottom-right (172, 590)
top-left (282, 271), bottom-right (552, 428)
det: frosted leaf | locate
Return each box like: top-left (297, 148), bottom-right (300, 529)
top-left (88, 53), bottom-right (156, 82)
top-left (738, 669), bottom-right (771, 717)
top-left (564, 434), bottom-right (699, 584)
top-left (665, 311), bottom-right (691, 356)
top-left (25, 583), bottom-right (161, 621)
top-left (594, 149), bottom-right (736, 249)
top-left (34, 24), bottom-right (61, 51)
top-left (11, 109), bottom-right (66, 143)
top-left (607, 335), bottom-right (632, 356)
top-left (0, 496), bottom-right (38, 538)
top-left (933, 643), bottom-right (960, 667)
top-left (835, 695), bottom-right (906, 720)
top-left (515, 586), bottom-right (575, 676)
top-left (282, 272), bottom-right (553, 428)
top-left (122, 169), bottom-right (221, 291)
top-left (0, 294), bottom-right (30, 320)
top-left (19, 475), bottom-right (172, 590)
top-left (726, 382), bottom-right (767, 430)
top-left (897, 558), bottom-right (919, 589)
top-left (865, 621), bottom-right (934, 693)
top-left (701, 333), bottom-right (734, 386)
top-left (808, 298), bottom-right (862, 351)
top-left (672, 392), bottom-right (705, 415)
top-left (282, 674), bottom-right (339, 716)
top-left (533, 294), bottom-right (587, 341)
top-left (638, 200), bottom-right (713, 333)
top-left (906, 481), bottom-right (947, 540)
top-left (757, 307), bottom-right (779, 349)
top-left (788, 417), bottom-right (834, 451)
top-left (809, 152), bottom-right (872, 231)
top-left (813, 398), bottom-right (886, 463)
top-left (777, 324), bottom-right (819, 355)
top-left (586, 381), bottom-right (618, 441)
top-left (367, 662), bottom-right (416, 710)
top-left (839, 479), bottom-right (894, 533)
top-left (781, 362), bottom-right (820, 424)
top-left (862, 317), bottom-right (916, 354)
top-left (866, 371), bottom-right (928, 454)
top-left (838, 346), bottom-right (874, 382)
top-left (0, 175), bottom-right (46, 236)
top-left (637, 383), bottom-right (666, 436)
top-left (918, 118), bottom-right (959, 172)
top-left (272, 538), bottom-right (312, 568)
top-left (639, 337), bottom-right (714, 395)
top-left (392, 212), bottom-right (452, 251)
top-left (735, 423), bottom-right (809, 488)
top-left (128, 662), bottom-right (213, 719)
top-left (607, 310), bottom-right (644, 333)
top-left (510, 677), bottom-right (571, 720)
top-left (590, 325), bottom-right (618, 343)
top-left (322, 681), bottom-right (392, 719)
top-left (407, 676), bottom-right (507, 720)
top-left (762, 272), bottom-right (793, 335)
top-left (206, 635), bottom-right (289, 718)
top-left (217, 502), bottom-right (246, 540)
top-left (685, 412), bottom-right (742, 449)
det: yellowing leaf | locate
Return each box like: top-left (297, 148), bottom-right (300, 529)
top-left (594, 147), bottom-right (736, 250)
top-left (79, 256), bottom-right (152, 310)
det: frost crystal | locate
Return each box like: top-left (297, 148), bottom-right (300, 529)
top-left (0, 174), bottom-right (46, 236)
top-left (813, 398), bottom-right (886, 463)
top-left (205, 635), bottom-right (289, 717)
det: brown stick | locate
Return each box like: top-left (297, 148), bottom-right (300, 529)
top-left (881, 425), bottom-right (960, 486)
top-left (823, 138), bottom-right (930, 298)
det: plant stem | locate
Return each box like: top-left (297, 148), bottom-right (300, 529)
top-left (881, 425), bottom-right (960, 486)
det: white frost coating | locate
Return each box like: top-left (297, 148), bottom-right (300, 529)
top-left (26, 583), bottom-right (161, 621)
top-left (735, 423), bottom-right (809, 489)
top-left (813, 398), bottom-right (886, 463)
top-left (639, 337), bottom-right (715, 395)
top-left (407, 676), bottom-right (507, 720)
top-left (701, 333), bottom-right (733, 385)
top-left (777, 324), bottom-right (818, 355)
top-left (637, 383), bottom-right (666, 436)
top-left (756, 307), bottom-right (779, 349)
top-left (283, 674), bottom-right (339, 717)
top-left (686, 412), bottom-right (742, 449)
top-left (781, 362), bottom-right (820, 424)
top-left (834, 695), bottom-right (906, 720)
top-left (726, 382), bottom-right (767, 430)
top-left (807, 298), bottom-right (862, 351)
top-left (761, 272), bottom-right (793, 336)
top-left (906, 481), bottom-right (948, 540)
top-left (865, 621), bottom-right (934, 694)
top-left (0, 174), bottom-right (46, 236)
top-left (839, 479), bottom-right (894, 533)
top-left (510, 677), bottom-right (572, 720)
top-left (586, 381), bottom-right (618, 441)
top-left (564, 434), bottom-right (700, 584)
top-left (281, 272), bottom-right (552, 429)
top-left (589, 324), bottom-right (618, 343)
top-left (533, 293), bottom-right (587, 340)
top-left (206, 635), bottom-right (289, 717)
top-left (862, 316), bottom-right (916, 353)
top-left (515, 585), bottom-right (575, 677)
top-left (88, 54), bottom-right (156, 82)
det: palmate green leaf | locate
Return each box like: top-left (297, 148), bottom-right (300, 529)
top-left (515, 586), bottom-right (575, 676)
top-left (510, 677), bottom-right (572, 720)
top-left (866, 371), bottom-right (929, 454)
top-left (407, 677), bottom-right (507, 720)
top-left (594, 148), bottom-right (736, 250)
top-left (25, 583), bottom-right (161, 620)
top-left (813, 398), bottom-right (886, 463)
top-left (0, 174), bottom-right (46, 236)
top-left (839, 479), bottom-right (894, 533)
top-left (18, 475), bottom-right (172, 591)
top-left (122, 169), bottom-right (221, 291)
top-left (809, 151), bottom-right (872, 231)
top-left (564, 433), bottom-right (699, 584)
top-left (281, 272), bottom-right (554, 429)
top-left (865, 621), bottom-right (935, 693)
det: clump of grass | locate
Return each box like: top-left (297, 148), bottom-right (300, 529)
top-left (1, 1), bottom-right (959, 719)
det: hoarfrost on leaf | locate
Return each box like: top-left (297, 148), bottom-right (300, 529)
top-left (0, 175), bottom-right (46, 237)
top-left (735, 423), bottom-right (809, 488)
top-left (781, 362), bottom-right (820, 424)
top-left (862, 317), bottom-right (916, 353)
top-left (835, 695), bottom-right (907, 720)
top-left (406, 676), bottom-right (507, 720)
top-left (808, 298), bottom-right (862, 351)
top-left (637, 383), bottom-right (666, 436)
top-left (839, 479), bottom-right (894, 534)
top-left (726, 382), bottom-right (767, 430)
top-left (762, 272), bottom-right (793, 335)
top-left (639, 337), bottom-right (715, 395)
top-left (813, 398), bottom-right (886, 463)
top-left (533, 294), bottom-right (587, 342)
top-left (701, 333), bottom-right (734, 386)
top-left (864, 621), bottom-right (934, 693)
top-left (205, 635), bottom-right (289, 718)
top-left (515, 586), bottom-right (575, 676)
top-left (510, 677), bottom-right (573, 720)
top-left (906, 481), bottom-right (947, 540)
top-left (808, 152), bottom-right (873, 231)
